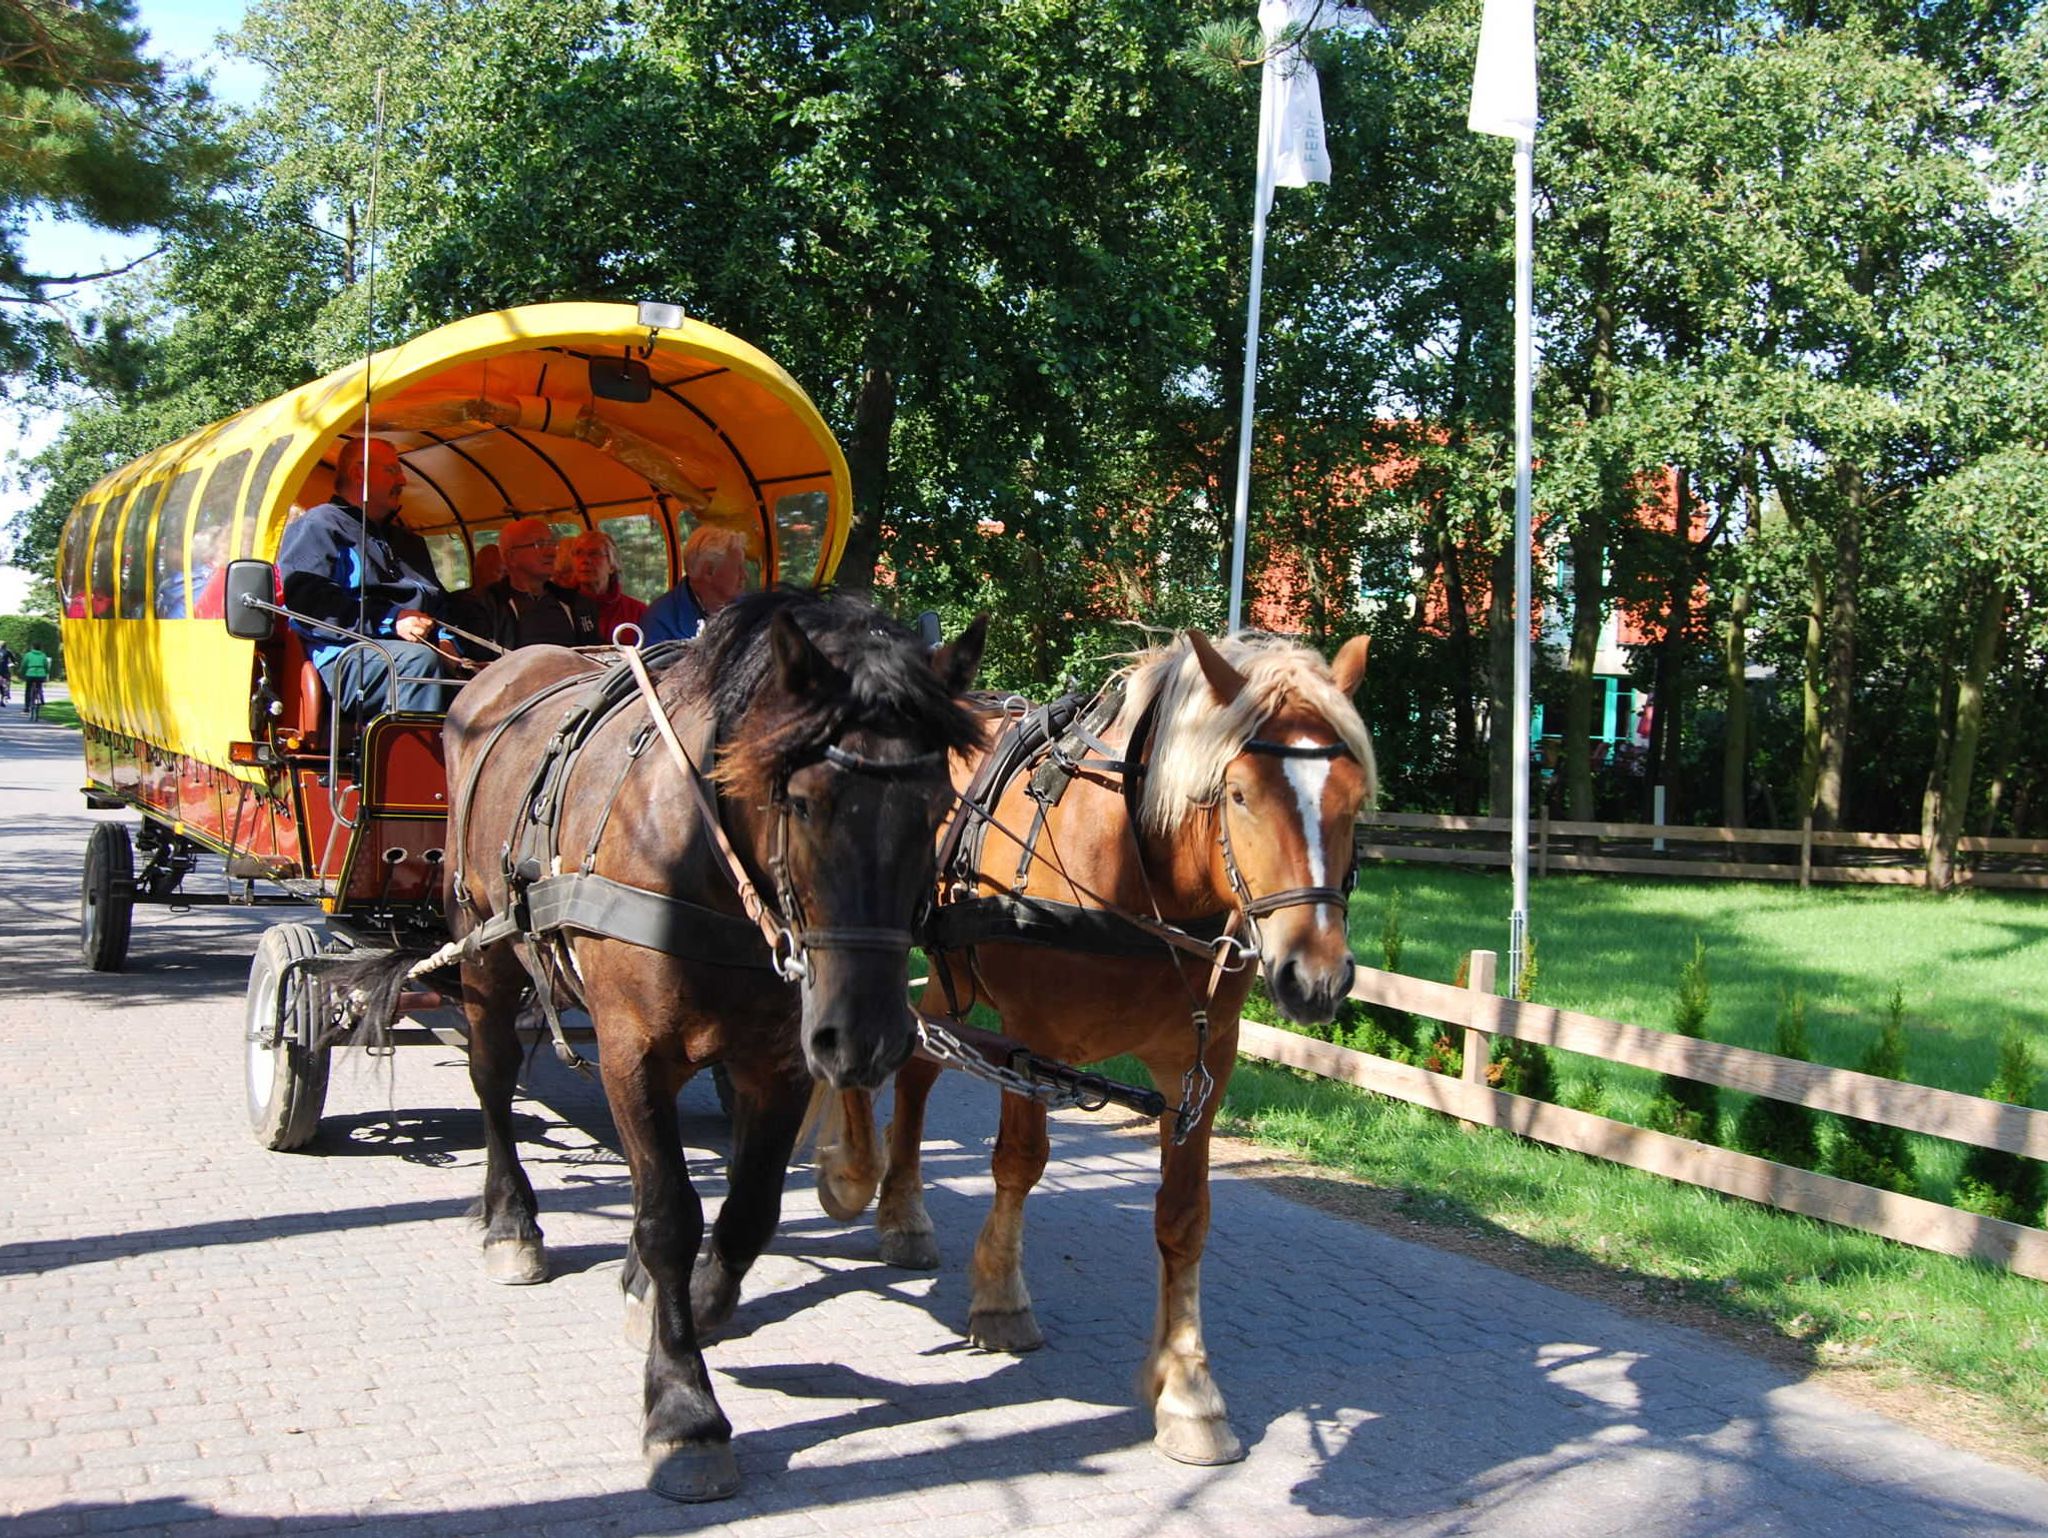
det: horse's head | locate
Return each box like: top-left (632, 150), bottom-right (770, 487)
top-left (706, 592), bottom-right (986, 1088)
top-left (1140, 629), bottom-right (1376, 1025)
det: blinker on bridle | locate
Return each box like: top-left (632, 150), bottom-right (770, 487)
top-left (766, 741), bottom-right (954, 983)
top-left (1219, 736), bottom-right (1361, 931)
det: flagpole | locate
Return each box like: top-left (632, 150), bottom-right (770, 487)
top-left (1227, 76), bottom-right (1278, 637)
top-left (1508, 133), bottom-right (1533, 998)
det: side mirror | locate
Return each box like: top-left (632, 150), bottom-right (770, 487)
top-left (222, 560), bottom-right (277, 641)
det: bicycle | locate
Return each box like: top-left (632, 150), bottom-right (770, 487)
top-left (0, 675), bottom-right (10, 707)
top-left (23, 677), bottom-right (44, 721)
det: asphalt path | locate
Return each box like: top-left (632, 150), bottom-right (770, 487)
top-left (3, 691), bottom-right (2045, 1537)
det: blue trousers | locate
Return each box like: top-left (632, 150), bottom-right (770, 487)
top-left (321, 641), bottom-right (455, 717)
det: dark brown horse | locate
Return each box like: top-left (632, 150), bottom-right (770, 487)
top-left (337, 590), bottom-right (984, 1500)
top-left (819, 629), bottom-right (1372, 1466)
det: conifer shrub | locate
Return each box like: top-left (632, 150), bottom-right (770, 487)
top-left (1488, 932), bottom-right (1555, 1101)
top-left (1824, 985), bottom-right (1919, 1196)
top-left (1646, 937), bottom-right (1720, 1143)
top-left (1734, 990), bottom-right (1820, 1168)
top-left (1565, 1066), bottom-right (1610, 1116)
top-left (1955, 1030), bottom-right (2046, 1226)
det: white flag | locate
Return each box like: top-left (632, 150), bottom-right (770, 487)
top-left (1259, 0), bottom-right (1332, 215)
top-left (1467, 0), bottom-right (1537, 140)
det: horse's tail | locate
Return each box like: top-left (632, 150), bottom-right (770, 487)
top-left (301, 950), bottom-right (428, 1053)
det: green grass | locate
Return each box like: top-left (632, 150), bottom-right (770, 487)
top-left (32, 699), bottom-right (80, 729)
top-left (1351, 865), bottom-right (2048, 1098)
top-left (1091, 866), bottom-right (2048, 1457)
top-left (1341, 866), bottom-right (2048, 1201)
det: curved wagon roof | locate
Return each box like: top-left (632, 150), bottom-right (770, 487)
top-left (58, 301), bottom-right (852, 778)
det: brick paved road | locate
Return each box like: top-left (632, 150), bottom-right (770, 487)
top-left (4, 700), bottom-right (2045, 1538)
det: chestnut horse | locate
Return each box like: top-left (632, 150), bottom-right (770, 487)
top-left (821, 629), bottom-right (1372, 1466)
top-left (329, 590), bottom-right (984, 1500)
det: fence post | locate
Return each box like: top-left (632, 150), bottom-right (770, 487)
top-left (1539, 803), bottom-right (1550, 878)
top-left (1653, 784), bottom-right (1667, 852)
top-left (1461, 949), bottom-right (1498, 1090)
top-left (1799, 814), bottom-right (1813, 890)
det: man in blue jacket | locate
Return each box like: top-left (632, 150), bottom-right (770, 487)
top-left (276, 437), bottom-right (452, 716)
top-left (640, 525), bottom-right (750, 644)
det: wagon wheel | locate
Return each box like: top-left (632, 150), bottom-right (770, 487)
top-left (80, 823), bottom-right (135, 972)
top-left (244, 922), bottom-right (332, 1152)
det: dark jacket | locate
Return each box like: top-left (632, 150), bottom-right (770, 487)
top-left (276, 500), bottom-right (447, 669)
top-left (447, 579), bottom-right (601, 658)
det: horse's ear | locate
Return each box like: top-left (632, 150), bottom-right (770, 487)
top-left (1331, 634), bottom-right (1371, 695)
top-left (1187, 629), bottom-right (1247, 707)
top-left (770, 610), bottom-right (845, 696)
top-left (931, 613), bottom-right (988, 693)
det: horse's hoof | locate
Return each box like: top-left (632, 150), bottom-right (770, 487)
top-left (1154, 1414), bottom-right (1245, 1467)
top-left (645, 1440), bottom-right (740, 1503)
top-left (622, 1290), bottom-right (653, 1352)
top-left (877, 1226), bottom-right (939, 1270)
top-left (967, 1307), bottom-right (1045, 1354)
top-left (482, 1239), bottom-right (547, 1286)
top-left (816, 1165), bottom-right (878, 1222)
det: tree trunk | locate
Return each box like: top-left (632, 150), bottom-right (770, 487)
top-left (1920, 626), bottom-right (1958, 853)
top-left (1432, 502), bottom-right (1482, 815)
top-left (1487, 527), bottom-right (1516, 815)
top-left (1721, 576), bottom-right (1751, 827)
top-left (1798, 553), bottom-right (1825, 823)
top-left (1929, 582), bottom-right (2007, 890)
top-left (1650, 467), bottom-right (1693, 821)
top-left (1564, 513), bottom-right (1604, 822)
top-left (1813, 470), bottom-right (1864, 832)
top-left (836, 331), bottom-right (899, 595)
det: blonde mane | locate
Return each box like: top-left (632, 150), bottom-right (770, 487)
top-left (1112, 632), bottom-right (1377, 837)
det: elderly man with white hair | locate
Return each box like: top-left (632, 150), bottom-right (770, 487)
top-left (639, 524), bottom-right (751, 644)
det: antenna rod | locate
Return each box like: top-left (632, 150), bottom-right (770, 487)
top-left (358, 67), bottom-right (388, 638)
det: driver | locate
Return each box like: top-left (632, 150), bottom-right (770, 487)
top-left (275, 437), bottom-right (452, 715)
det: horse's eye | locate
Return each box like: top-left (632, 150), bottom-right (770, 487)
top-left (788, 797), bottom-right (813, 823)
top-left (1229, 784), bottom-right (1248, 808)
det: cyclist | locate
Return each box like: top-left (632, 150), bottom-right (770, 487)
top-left (0, 642), bottom-right (13, 706)
top-left (20, 643), bottom-right (50, 719)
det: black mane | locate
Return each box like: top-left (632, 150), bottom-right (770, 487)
top-left (688, 588), bottom-right (983, 791)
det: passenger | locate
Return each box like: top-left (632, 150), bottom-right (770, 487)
top-left (558, 528), bottom-right (647, 642)
top-left (171, 524), bottom-right (233, 620)
top-left (275, 437), bottom-right (453, 716)
top-left (469, 541), bottom-right (505, 590)
top-left (446, 515), bottom-right (600, 657)
top-left (639, 525), bottom-right (749, 644)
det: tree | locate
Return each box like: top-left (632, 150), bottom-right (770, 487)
top-left (0, 0), bottom-right (225, 389)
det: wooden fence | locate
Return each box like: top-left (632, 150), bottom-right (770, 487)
top-left (1357, 810), bottom-right (2048, 889)
top-left (1236, 953), bottom-right (2048, 1283)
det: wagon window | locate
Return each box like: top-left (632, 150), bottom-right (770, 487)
top-left (193, 450), bottom-right (250, 587)
top-left (241, 436), bottom-right (294, 557)
top-left (60, 501), bottom-right (96, 617)
top-left (422, 531), bottom-right (471, 591)
top-left (151, 470), bottom-right (203, 618)
top-left (603, 511), bottom-right (669, 600)
top-left (773, 488), bottom-right (830, 588)
top-left (116, 482), bottom-right (166, 618)
top-left (88, 494), bottom-right (123, 618)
